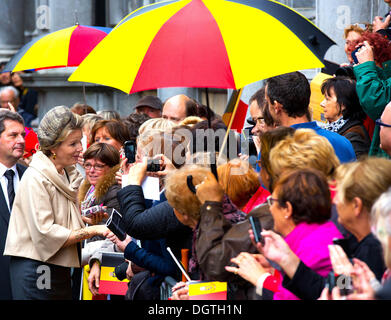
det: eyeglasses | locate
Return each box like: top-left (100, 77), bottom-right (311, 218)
top-left (253, 116), bottom-right (265, 125)
top-left (84, 163), bottom-right (107, 171)
top-left (266, 195), bottom-right (279, 207)
top-left (375, 119), bottom-right (391, 128)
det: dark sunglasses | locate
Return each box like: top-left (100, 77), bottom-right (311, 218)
top-left (376, 119), bottom-right (391, 128)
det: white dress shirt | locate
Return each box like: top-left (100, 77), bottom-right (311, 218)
top-left (0, 162), bottom-right (20, 212)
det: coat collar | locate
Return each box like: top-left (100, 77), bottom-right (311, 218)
top-left (29, 151), bottom-right (82, 203)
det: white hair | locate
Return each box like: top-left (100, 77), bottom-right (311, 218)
top-left (0, 85), bottom-right (19, 98)
top-left (371, 187), bottom-right (391, 235)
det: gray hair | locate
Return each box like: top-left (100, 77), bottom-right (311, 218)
top-left (0, 85), bottom-right (19, 99)
top-left (0, 109), bottom-right (24, 135)
top-left (371, 187), bottom-right (391, 235)
top-left (96, 110), bottom-right (121, 120)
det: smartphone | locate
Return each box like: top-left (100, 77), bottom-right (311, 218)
top-left (124, 140), bottom-right (136, 164)
top-left (106, 208), bottom-right (127, 241)
top-left (326, 271), bottom-right (336, 294)
top-left (351, 45), bottom-right (364, 64)
top-left (249, 216), bottom-right (264, 245)
top-left (82, 205), bottom-right (106, 218)
top-left (147, 158), bottom-right (161, 172)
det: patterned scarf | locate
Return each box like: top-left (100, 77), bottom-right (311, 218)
top-left (324, 116), bottom-right (348, 133)
top-left (81, 185), bottom-right (96, 211)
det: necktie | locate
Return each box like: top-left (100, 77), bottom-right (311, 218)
top-left (4, 170), bottom-right (15, 211)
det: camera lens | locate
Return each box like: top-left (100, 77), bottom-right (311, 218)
top-left (114, 261), bottom-right (128, 281)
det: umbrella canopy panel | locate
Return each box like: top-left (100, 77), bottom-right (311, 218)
top-left (69, 0), bottom-right (335, 94)
top-left (3, 25), bottom-right (112, 73)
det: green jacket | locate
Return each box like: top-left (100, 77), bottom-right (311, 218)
top-left (353, 60), bottom-right (391, 158)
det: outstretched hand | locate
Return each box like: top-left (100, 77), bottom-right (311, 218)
top-left (373, 14), bottom-right (391, 32)
top-left (123, 157), bottom-right (148, 186)
top-left (195, 171), bottom-right (224, 204)
top-left (225, 252), bottom-right (269, 286)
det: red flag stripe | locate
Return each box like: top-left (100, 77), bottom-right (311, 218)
top-left (130, 0), bottom-right (235, 93)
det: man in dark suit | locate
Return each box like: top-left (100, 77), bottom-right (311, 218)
top-left (0, 109), bottom-right (26, 300)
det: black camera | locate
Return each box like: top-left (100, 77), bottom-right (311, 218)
top-left (335, 66), bottom-right (356, 80)
top-left (147, 158), bottom-right (161, 172)
top-left (114, 261), bottom-right (129, 281)
top-left (106, 209), bottom-right (127, 241)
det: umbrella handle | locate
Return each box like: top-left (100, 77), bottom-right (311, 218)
top-left (204, 87), bottom-right (218, 180)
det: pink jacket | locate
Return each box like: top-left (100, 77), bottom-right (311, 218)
top-left (273, 221), bottom-right (343, 300)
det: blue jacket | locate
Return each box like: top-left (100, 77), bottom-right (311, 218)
top-left (291, 122), bottom-right (356, 163)
top-left (123, 192), bottom-right (179, 283)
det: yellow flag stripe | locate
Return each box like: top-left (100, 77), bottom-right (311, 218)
top-left (203, 0), bottom-right (324, 88)
top-left (188, 281), bottom-right (227, 296)
top-left (100, 266), bottom-right (129, 283)
top-left (69, 0), bottom-right (191, 93)
top-left (14, 26), bottom-right (75, 72)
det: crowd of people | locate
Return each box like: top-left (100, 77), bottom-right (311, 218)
top-left (1, 2), bottom-right (391, 302)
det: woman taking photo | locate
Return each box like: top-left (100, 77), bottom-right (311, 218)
top-left (4, 106), bottom-right (107, 300)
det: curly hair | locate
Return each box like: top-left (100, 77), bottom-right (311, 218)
top-left (348, 31), bottom-right (391, 65)
top-left (343, 24), bottom-right (365, 39)
top-left (165, 165), bottom-right (211, 221)
top-left (270, 129), bottom-right (340, 184)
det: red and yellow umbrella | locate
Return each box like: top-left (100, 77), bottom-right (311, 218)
top-left (69, 0), bottom-right (335, 94)
top-left (3, 25), bottom-right (112, 72)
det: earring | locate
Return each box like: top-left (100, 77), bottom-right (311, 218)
top-left (52, 153), bottom-right (56, 160)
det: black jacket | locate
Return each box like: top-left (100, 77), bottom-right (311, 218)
top-left (376, 278), bottom-right (391, 300)
top-left (0, 163), bottom-right (27, 300)
top-left (338, 119), bottom-right (371, 159)
top-left (117, 185), bottom-right (194, 280)
top-left (282, 233), bottom-right (386, 300)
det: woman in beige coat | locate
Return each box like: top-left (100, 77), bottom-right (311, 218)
top-left (4, 106), bottom-right (107, 300)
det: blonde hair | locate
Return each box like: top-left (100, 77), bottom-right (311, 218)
top-left (137, 118), bottom-right (178, 157)
top-left (179, 116), bottom-right (204, 127)
top-left (217, 158), bottom-right (260, 208)
top-left (165, 165), bottom-right (211, 220)
top-left (343, 24), bottom-right (366, 39)
top-left (269, 129), bottom-right (340, 183)
top-left (371, 187), bottom-right (391, 269)
top-left (138, 117), bottom-right (176, 136)
top-left (335, 158), bottom-right (391, 212)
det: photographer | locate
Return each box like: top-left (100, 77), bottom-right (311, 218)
top-left (350, 31), bottom-right (391, 157)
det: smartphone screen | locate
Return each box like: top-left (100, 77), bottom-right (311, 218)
top-left (124, 140), bottom-right (136, 163)
top-left (249, 216), bottom-right (264, 245)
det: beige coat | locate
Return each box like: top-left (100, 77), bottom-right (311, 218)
top-left (4, 151), bottom-right (85, 268)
